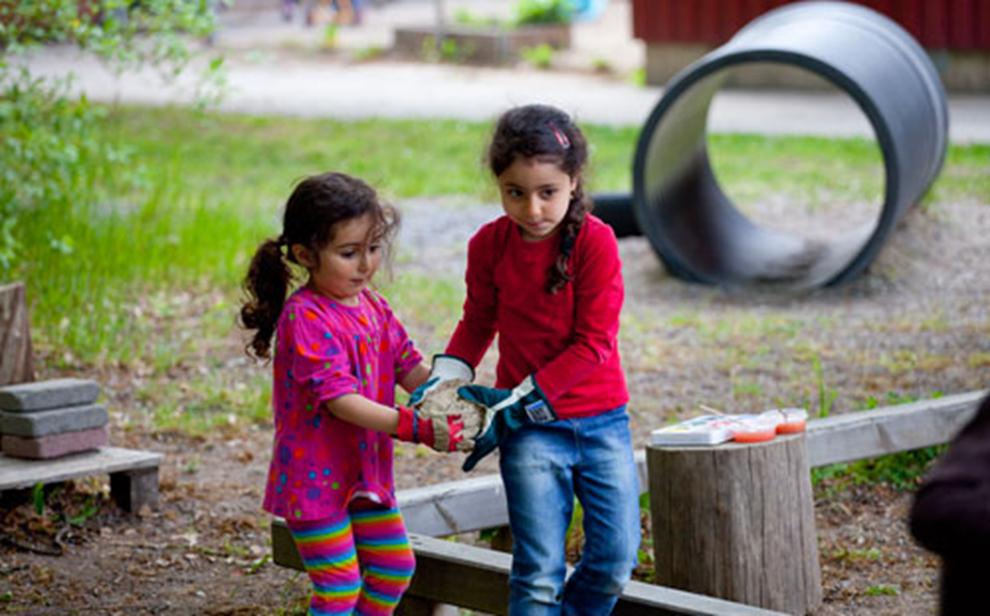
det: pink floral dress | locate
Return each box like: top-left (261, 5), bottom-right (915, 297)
top-left (262, 286), bottom-right (422, 522)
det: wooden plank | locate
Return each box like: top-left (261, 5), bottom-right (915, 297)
top-left (0, 282), bottom-right (34, 386)
top-left (805, 390), bottom-right (986, 467)
top-left (397, 474), bottom-right (509, 536)
top-left (272, 523), bottom-right (787, 616)
top-left (0, 447), bottom-right (163, 491)
top-left (303, 391), bottom-right (983, 538)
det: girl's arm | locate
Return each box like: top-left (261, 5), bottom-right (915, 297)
top-left (445, 227), bottom-right (498, 367)
top-left (325, 394), bottom-right (401, 434)
top-left (398, 361), bottom-right (431, 394)
top-left (325, 390), bottom-right (465, 453)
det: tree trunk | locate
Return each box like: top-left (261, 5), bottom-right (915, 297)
top-left (648, 433), bottom-right (822, 615)
top-left (0, 282), bottom-right (34, 386)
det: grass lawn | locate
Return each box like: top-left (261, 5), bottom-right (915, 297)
top-left (4, 105), bottom-right (988, 429)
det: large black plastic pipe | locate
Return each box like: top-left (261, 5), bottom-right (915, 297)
top-left (594, 1), bottom-right (948, 289)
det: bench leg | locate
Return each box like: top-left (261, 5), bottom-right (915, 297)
top-left (110, 466), bottom-right (159, 513)
top-left (396, 597), bottom-right (458, 616)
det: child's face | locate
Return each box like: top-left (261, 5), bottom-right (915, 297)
top-left (294, 213), bottom-right (382, 306)
top-left (497, 156), bottom-right (577, 242)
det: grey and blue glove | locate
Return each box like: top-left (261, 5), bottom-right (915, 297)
top-left (457, 375), bottom-right (557, 472)
top-left (408, 354), bottom-right (475, 407)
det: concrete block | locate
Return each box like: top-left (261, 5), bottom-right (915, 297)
top-left (0, 404), bottom-right (108, 438)
top-left (1, 426), bottom-right (108, 459)
top-left (0, 378), bottom-right (100, 412)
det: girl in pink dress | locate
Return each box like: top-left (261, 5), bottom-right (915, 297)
top-left (240, 172), bottom-right (463, 615)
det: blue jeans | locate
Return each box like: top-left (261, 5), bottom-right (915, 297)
top-left (499, 406), bottom-right (640, 616)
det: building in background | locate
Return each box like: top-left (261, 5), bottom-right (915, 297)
top-left (631, 0), bottom-right (990, 91)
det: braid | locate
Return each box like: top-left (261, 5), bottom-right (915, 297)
top-left (547, 186), bottom-right (592, 294)
top-left (240, 237), bottom-right (294, 360)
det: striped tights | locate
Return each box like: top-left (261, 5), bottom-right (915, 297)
top-left (287, 506), bottom-right (416, 616)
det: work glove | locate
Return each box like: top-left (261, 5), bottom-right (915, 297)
top-left (395, 405), bottom-right (465, 453)
top-left (457, 375), bottom-right (557, 472)
top-left (408, 355), bottom-right (475, 407)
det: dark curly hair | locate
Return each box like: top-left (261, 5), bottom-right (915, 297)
top-left (239, 172), bottom-right (399, 359)
top-left (487, 104), bottom-right (591, 294)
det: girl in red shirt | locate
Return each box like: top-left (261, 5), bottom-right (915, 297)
top-left (415, 105), bottom-right (640, 615)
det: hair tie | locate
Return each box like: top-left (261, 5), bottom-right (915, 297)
top-left (550, 124), bottom-right (571, 149)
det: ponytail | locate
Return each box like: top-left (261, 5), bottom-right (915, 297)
top-left (240, 237), bottom-right (294, 360)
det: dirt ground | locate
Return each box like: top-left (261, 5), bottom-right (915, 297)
top-left (2, 195), bottom-right (988, 615)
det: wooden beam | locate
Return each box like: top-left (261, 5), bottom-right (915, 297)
top-left (272, 523), bottom-right (787, 616)
top-left (805, 390), bottom-right (986, 466)
top-left (272, 393), bottom-right (987, 614)
top-left (398, 473), bottom-right (508, 536)
top-left (271, 391), bottom-right (988, 539)
top-left (0, 282), bottom-right (34, 386)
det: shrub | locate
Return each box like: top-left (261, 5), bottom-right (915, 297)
top-left (512, 0), bottom-right (573, 27)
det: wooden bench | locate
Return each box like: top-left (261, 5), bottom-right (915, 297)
top-left (0, 446), bottom-right (163, 512)
top-left (0, 281), bottom-right (164, 514)
top-left (272, 522), bottom-right (786, 616)
top-left (270, 390), bottom-right (986, 613)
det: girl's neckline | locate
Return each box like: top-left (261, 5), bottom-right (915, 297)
top-left (303, 285), bottom-right (365, 310)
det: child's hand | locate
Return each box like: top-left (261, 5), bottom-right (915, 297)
top-left (408, 355), bottom-right (474, 406)
top-left (457, 375), bottom-right (557, 471)
top-left (395, 405), bottom-right (465, 453)
top-left (414, 379), bottom-right (486, 449)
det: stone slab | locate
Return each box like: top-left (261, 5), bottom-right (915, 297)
top-left (0, 447), bottom-right (161, 491)
top-left (0, 378), bottom-right (100, 412)
top-left (0, 404), bottom-right (108, 438)
top-left (1, 425), bottom-right (108, 460)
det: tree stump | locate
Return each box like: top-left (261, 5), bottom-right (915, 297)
top-left (0, 282), bottom-right (34, 386)
top-left (647, 434), bottom-right (822, 615)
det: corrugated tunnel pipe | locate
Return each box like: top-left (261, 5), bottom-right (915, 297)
top-left (592, 1), bottom-right (948, 290)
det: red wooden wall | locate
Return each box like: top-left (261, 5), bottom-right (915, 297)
top-left (631, 0), bottom-right (990, 50)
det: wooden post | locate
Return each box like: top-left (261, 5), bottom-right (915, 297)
top-left (648, 434), bottom-right (822, 615)
top-left (0, 282), bottom-right (34, 386)
top-left (110, 466), bottom-right (160, 513)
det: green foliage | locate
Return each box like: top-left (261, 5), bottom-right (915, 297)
top-left (31, 482), bottom-right (46, 515)
top-left (864, 584), bottom-right (899, 597)
top-left (512, 0), bottom-right (573, 26)
top-left (627, 67), bottom-right (646, 87)
top-left (1, 0), bottom-right (215, 63)
top-left (811, 353), bottom-right (837, 418)
top-left (321, 23), bottom-right (339, 50)
top-left (862, 390), bottom-right (942, 409)
top-left (352, 45), bottom-right (385, 62)
top-left (453, 8), bottom-right (500, 28)
top-left (0, 70), bottom-right (125, 271)
top-left (419, 35), bottom-right (475, 63)
top-left (521, 43), bottom-right (555, 69)
top-left (7, 106), bottom-right (987, 368)
top-left (0, 0), bottom-right (221, 277)
top-left (812, 445), bottom-right (946, 491)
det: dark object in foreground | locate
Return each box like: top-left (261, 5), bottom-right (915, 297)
top-left (909, 391), bottom-right (990, 615)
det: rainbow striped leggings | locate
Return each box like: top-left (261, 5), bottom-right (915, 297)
top-left (287, 507), bottom-right (416, 615)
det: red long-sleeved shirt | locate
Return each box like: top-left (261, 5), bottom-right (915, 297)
top-left (446, 214), bottom-right (628, 418)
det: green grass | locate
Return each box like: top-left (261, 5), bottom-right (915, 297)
top-left (6, 105), bottom-right (989, 369)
